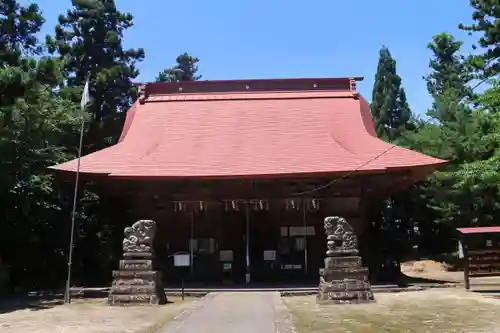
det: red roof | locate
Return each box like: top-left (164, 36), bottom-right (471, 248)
top-left (457, 227), bottom-right (500, 234)
top-left (50, 77), bottom-right (446, 179)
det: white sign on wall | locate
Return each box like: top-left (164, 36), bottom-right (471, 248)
top-left (289, 226), bottom-right (315, 236)
top-left (263, 250), bottom-right (276, 261)
top-left (173, 253), bottom-right (191, 267)
top-left (219, 250), bottom-right (234, 262)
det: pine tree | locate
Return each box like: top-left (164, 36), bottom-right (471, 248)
top-left (0, 1), bottom-right (62, 128)
top-left (422, 33), bottom-right (474, 161)
top-left (46, 0), bottom-right (145, 121)
top-left (156, 53), bottom-right (201, 83)
top-left (0, 0), bottom-right (83, 290)
top-left (459, 0), bottom-right (500, 78)
top-left (408, 33), bottom-right (496, 228)
top-left (425, 33), bottom-right (472, 108)
top-left (370, 46), bottom-right (411, 141)
top-left (0, 0), bottom-right (44, 66)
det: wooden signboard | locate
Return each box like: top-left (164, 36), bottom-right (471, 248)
top-left (458, 227), bottom-right (500, 290)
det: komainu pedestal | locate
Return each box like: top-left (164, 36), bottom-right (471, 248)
top-left (108, 220), bottom-right (167, 305)
top-left (317, 216), bottom-right (374, 304)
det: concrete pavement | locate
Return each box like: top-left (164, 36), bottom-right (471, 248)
top-left (162, 292), bottom-right (294, 333)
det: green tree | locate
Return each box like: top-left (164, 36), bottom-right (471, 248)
top-left (0, 1), bottom-right (83, 291)
top-left (368, 47), bottom-right (415, 281)
top-left (0, 0), bottom-right (44, 67)
top-left (453, 94), bottom-right (500, 226)
top-left (370, 46), bottom-right (412, 141)
top-left (459, 0), bottom-right (500, 78)
top-left (368, 36), bottom-right (477, 276)
top-left (425, 33), bottom-right (472, 104)
top-left (0, 0), bottom-right (56, 124)
top-left (0, 76), bottom-right (81, 290)
top-left (156, 52), bottom-right (201, 82)
top-left (45, 0), bottom-right (148, 286)
top-left (46, 0), bottom-right (145, 122)
top-left (406, 33), bottom-right (498, 230)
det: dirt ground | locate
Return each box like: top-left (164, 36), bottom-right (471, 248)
top-left (283, 289), bottom-right (500, 333)
top-left (0, 296), bottom-right (197, 333)
top-left (401, 259), bottom-right (500, 286)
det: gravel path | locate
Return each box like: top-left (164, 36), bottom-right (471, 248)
top-left (163, 292), bottom-right (294, 333)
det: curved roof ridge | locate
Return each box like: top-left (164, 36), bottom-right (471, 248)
top-left (144, 91), bottom-right (356, 103)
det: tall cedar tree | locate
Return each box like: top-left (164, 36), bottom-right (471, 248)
top-left (459, 0), bottom-right (500, 78)
top-left (156, 53), bottom-right (201, 82)
top-left (366, 47), bottom-right (413, 281)
top-left (46, 0), bottom-right (145, 122)
top-left (370, 46), bottom-right (411, 141)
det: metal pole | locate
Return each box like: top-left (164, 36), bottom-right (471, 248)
top-left (181, 276), bottom-right (185, 300)
top-left (64, 117), bottom-right (85, 304)
top-left (302, 202), bottom-right (308, 276)
top-left (190, 209), bottom-right (195, 276)
top-left (245, 202), bottom-right (251, 284)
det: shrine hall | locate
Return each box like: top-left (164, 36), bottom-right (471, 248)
top-left (50, 77), bottom-right (446, 284)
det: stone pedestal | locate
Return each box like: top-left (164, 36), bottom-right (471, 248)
top-left (108, 220), bottom-right (167, 306)
top-left (317, 216), bottom-right (374, 304)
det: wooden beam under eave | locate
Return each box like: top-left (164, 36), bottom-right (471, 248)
top-left (136, 178), bottom-right (364, 201)
top-left (77, 168), bottom-right (421, 202)
top-left (362, 166), bottom-right (436, 200)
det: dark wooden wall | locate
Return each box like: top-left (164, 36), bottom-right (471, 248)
top-left (100, 170), bottom-right (420, 284)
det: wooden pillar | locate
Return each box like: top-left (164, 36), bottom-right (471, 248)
top-left (245, 202), bottom-right (251, 284)
top-left (462, 240), bottom-right (470, 290)
top-left (190, 208), bottom-right (195, 276)
top-left (302, 203), bottom-right (308, 275)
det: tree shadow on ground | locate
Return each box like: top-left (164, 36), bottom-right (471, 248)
top-left (0, 296), bottom-right (63, 314)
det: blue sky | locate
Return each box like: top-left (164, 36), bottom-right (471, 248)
top-left (29, 0), bottom-right (476, 115)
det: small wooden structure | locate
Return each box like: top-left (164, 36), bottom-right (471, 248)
top-left (457, 226), bottom-right (500, 290)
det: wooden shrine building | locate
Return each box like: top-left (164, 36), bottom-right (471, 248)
top-left (51, 77), bottom-right (445, 285)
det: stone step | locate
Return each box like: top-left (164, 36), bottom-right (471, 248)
top-left (317, 290), bottom-right (375, 304)
top-left (319, 282), bottom-right (372, 292)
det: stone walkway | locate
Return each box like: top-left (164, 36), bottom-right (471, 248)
top-left (163, 292), bottom-right (294, 333)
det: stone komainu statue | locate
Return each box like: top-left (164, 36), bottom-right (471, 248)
top-left (324, 216), bottom-right (358, 256)
top-left (109, 219), bottom-right (166, 305)
top-left (122, 219), bottom-right (156, 253)
top-left (317, 216), bottom-right (374, 304)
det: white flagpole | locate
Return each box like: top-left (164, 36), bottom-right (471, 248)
top-left (64, 78), bottom-right (90, 304)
